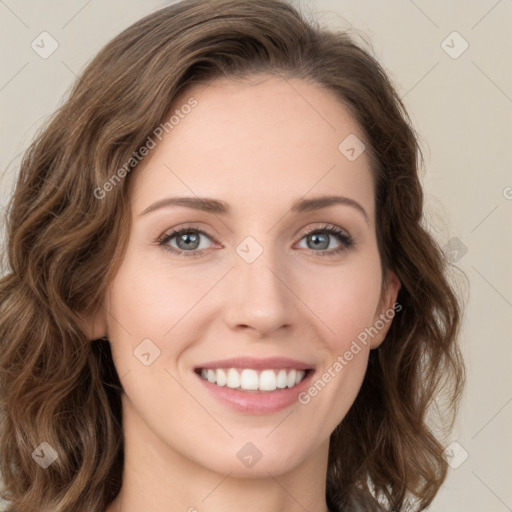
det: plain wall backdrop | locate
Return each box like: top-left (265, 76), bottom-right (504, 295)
top-left (0, 1), bottom-right (511, 511)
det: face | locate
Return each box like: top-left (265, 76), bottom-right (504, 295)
top-left (92, 75), bottom-right (400, 477)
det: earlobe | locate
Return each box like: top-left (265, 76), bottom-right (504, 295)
top-left (386, 271), bottom-right (402, 308)
top-left (78, 303), bottom-right (109, 341)
top-left (369, 270), bottom-right (401, 350)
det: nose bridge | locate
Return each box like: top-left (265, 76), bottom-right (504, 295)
top-left (223, 235), bottom-right (294, 335)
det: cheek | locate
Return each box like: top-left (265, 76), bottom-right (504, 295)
top-left (104, 247), bottom-right (230, 384)
top-left (106, 249), bottom-right (203, 340)
top-left (296, 274), bottom-right (379, 431)
top-left (296, 258), bottom-right (382, 350)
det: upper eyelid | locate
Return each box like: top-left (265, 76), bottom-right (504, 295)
top-left (159, 222), bottom-right (352, 246)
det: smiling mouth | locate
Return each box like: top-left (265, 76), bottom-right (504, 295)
top-left (195, 367), bottom-right (311, 393)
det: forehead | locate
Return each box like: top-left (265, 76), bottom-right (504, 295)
top-left (130, 75), bottom-right (375, 222)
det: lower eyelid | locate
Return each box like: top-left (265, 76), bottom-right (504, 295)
top-left (158, 226), bottom-right (354, 255)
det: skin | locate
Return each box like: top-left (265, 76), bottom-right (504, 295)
top-left (94, 74), bottom-right (401, 512)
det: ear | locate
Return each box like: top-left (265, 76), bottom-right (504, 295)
top-left (78, 303), bottom-right (109, 341)
top-left (369, 270), bottom-right (401, 350)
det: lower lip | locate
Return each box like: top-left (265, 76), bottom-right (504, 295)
top-left (195, 370), bottom-right (315, 414)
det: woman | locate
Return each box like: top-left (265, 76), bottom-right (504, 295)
top-left (0, 0), bottom-right (465, 511)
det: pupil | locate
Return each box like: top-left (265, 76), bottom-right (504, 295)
top-left (179, 232), bottom-right (199, 249)
top-left (310, 233), bottom-right (328, 250)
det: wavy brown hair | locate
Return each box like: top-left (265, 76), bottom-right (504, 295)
top-left (0, 0), bottom-right (466, 510)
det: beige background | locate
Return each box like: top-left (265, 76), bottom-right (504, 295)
top-left (1, 1), bottom-right (511, 510)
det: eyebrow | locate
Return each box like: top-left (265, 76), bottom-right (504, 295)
top-left (139, 195), bottom-right (369, 224)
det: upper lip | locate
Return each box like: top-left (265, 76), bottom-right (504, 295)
top-left (195, 357), bottom-right (315, 371)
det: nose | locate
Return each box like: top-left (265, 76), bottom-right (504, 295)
top-left (222, 247), bottom-right (298, 338)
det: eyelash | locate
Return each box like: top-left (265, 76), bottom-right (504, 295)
top-left (157, 223), bottom-right (355, 258)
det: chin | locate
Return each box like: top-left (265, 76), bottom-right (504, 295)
top-left (189, 439), bottom-right (314, 478)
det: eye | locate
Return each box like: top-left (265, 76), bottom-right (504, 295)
top-left (295, 224), bottom-right (355, 257)
top-left (157, 225), bottom-right (216, 257)
top-left (157, 223), bottom-right (355, 258)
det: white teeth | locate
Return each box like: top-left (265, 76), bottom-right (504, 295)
top-left (286, 369), bottom-right (297, 388)
top-left (240, 369), bottom-right (259, 390)
top-left (216, 368), bottom-right (227, 386)
top-left (276, 369), bottom-right (288, 388)
top-left (227, 368), bottom-right (240, 388)
top-left (198, 367), bottom-right (308, 391)
top-left (259, 369), bottom-right (277, 391)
